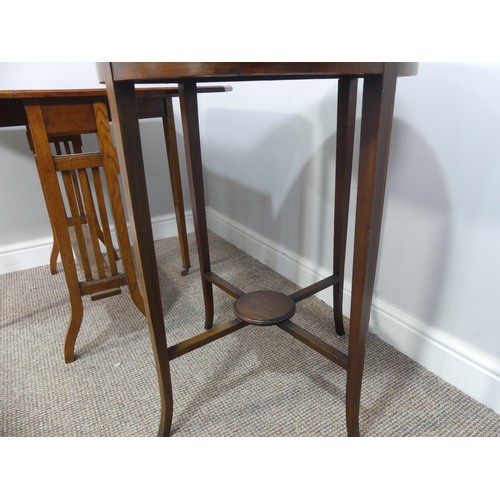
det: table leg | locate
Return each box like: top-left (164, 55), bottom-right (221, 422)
top-left (24, 101), bottom-right (84, 364)
top-left (49, 232), bottom-right (60, 275)
top-left (162, 96), bottom-right (191, 276)
top-left (346, 64), bottom-right (398, 436)
top-left (100, 65), bottom-right (174, 436)
top-left (178, 82), bottom-right (214, 330)
top-left (333, 77), bottom-right (358, 337)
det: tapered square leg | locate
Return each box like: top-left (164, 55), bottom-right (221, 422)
top-left (178, 82), bottom-right (214, 330)
top-left (333, 77), bottom-right (358, 337)
top-left (100, 64), bottom-right (174, 436)
top-left (346, 64), bottom-right (398, 436)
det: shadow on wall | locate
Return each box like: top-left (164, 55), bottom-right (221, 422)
top-left (375, 118), bottom-right (451, 331)
top-left (0, 126), bottom-right (52, 244)
top-left (135, 117), bottom-right (192, 218)
top-left (201, 91), bottom-right (338, 270)
top-left (200, 92), bottom-right (452, 337)
top-left (381, 64), bottom-right (500, 356)
top-left (0, 126), bottom-right (34, 158)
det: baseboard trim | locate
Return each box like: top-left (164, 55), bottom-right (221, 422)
top-left (207, 207), bottom-right (500, 415)
top-left (0, 236), bottom-right (55, 275)
top-left (0, 211), bottom-right (193, 275)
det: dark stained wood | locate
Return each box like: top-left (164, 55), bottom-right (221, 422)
top-left (0, 98), bottom-right (26, 126)
top-left (278, 320), bottom-right (348, 369)
top-left (333, 78), bottom-right (358, 337)
top-left (205, 271), bottom-right (245, 299)
top-left (98, 62), bottom-right (417, 437)
top-left (99, 62), bottom-right (417, 84)
top-left (168, 319), bottom-right (246, 360)
top-left (178, 81), bottom-right (214, 330)
top-left (288, 274), bottom-right (340, 303)
top-left (345, 63), bottom-right (400, 437)
top-left (162, 96), bottom-right (190, 275)
top-left (234, 291), bottom-right (296, 325)
top-left (100, 63), bottom-right (174, 437)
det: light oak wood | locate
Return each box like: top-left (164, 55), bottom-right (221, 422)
top-left (24, 100), bottom-right (84, 364)
top-left (0, 85), bottom-right (230, 363)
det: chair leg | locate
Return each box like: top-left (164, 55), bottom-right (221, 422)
top-left (333, 77), bottom-right (358, 337)
top-left (24, 100), bottom-right (89, 364)
top-left (50, 237), bottom-right (59, 275)
top-left (63, 289), bottom-right (84, 363)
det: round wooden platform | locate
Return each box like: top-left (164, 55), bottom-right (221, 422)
top-left (233, 291), bottom-right (296, 326)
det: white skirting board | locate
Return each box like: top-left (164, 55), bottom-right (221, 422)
top-left (0, 211), bottom-right (193, 275)
top-left (206, 207), bottom-right (500, 416)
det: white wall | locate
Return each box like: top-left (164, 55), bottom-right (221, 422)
top-left (1, 62), bottom-right (499, 414)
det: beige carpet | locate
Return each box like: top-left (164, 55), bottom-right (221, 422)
top-left (1, 232), bottom-right (499, 437)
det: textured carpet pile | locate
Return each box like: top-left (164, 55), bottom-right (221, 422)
top-left (1, 232), bottom-right (499, 436)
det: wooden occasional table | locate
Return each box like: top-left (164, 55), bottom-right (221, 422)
top-left (98, 62), bottom-right (418, 437)
top-left (0, 85), bottom-right (229, 362)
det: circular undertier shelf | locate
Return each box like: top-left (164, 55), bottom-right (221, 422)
top-left (234, 290), bottom-right (296, 326)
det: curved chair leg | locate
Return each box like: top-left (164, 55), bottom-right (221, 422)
top-left (50, 238), bottom-right (60, 275)
top-left (128, 279), bottom-right (146, 316)
top-left (24, 101), bottom-right (88, 365)
top-left (64, 292), bottom-right (84, 363)
top-left (157, 394), bottom-right (174, 437)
